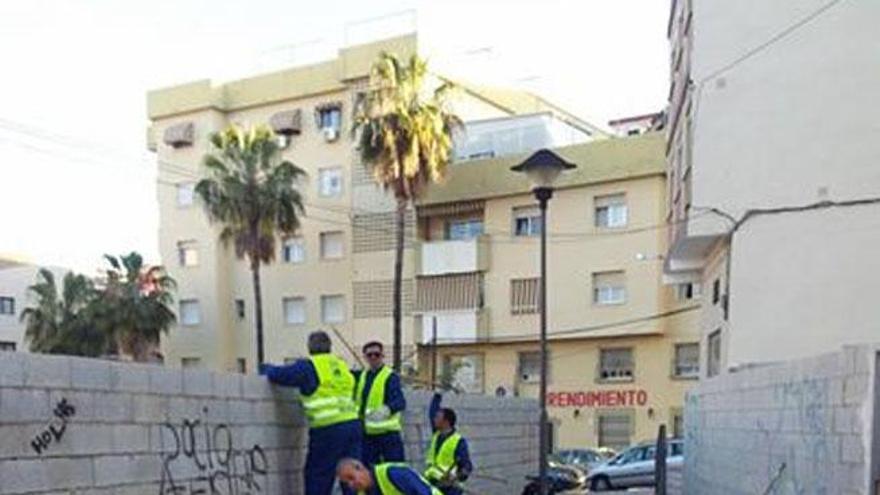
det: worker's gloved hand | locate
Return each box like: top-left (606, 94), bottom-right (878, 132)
top-left (257, 364), bottom-right (271, 376)
top-left (439, 470), bottom-right (458, 487)
top-left (457, 468), bottom-right (471, 482)
top-left (367, 405), bottom-right (391, 422)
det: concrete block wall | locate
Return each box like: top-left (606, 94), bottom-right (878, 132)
top-left (684, 345), bottom-right (877, 495)
top-left (0, 353), bottom-right (538, 494)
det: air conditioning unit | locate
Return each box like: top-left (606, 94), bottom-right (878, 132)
top-left (322, 127), bottom-right (339, 142)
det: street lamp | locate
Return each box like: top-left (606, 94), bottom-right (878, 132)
top-left (511, 149), bottom-right (576, 495)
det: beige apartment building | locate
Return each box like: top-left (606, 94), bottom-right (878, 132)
top-left (146, 34), bottom-right (602, 373)
top-left (414, 133), bottom-right (700, 449)
top-left (664, 0), bottom-right (880, 375)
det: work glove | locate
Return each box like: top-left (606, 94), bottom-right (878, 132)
top-left (367, 405), bottom-right (391, 422)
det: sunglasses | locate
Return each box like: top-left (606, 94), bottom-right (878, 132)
top-left (365, 352), bottom-right (382, 358)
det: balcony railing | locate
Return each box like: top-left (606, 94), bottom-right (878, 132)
top-left (417, 235), bottom-right (490, 276)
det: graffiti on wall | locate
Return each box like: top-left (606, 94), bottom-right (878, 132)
top-left (31, 397), bottom-right (76, 454)
top-left (159, 407), bottom-right (268, 495)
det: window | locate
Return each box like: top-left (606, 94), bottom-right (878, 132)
top-left (599, 348), bottom-right (634, 381)
top-left (319, 168), bottom-right (343, 197)
top-left (513, 206), bottom-right (542, 236)
top-left (321, 295), bottom-right (345, 324)
top-left (0, 297), bottom-right (14, 315)
top-left (712, 278), bottom-right (721, 305)
top-left (673, 343), bottom-right (700, 378)
top-left (517, 351), bottom-right (541, 383)
top-left (597, 413), bottom-right (632, 450)
top-left (179, 300), bottom-right (201, 326)
top-left (707, 330), bottom-right (722, 377)
top-left (177, 241), bottom-right (199, 267)
top-left (236, 358), bottom-right (247, 374)
top-left (235, 299), bottom-right (245, 320)
top-left (593, 271), bottom-right (626, 305)
top-left (283, 297), bottom-right (306, 325)
top-left (181, 357), bottom-right (202, 369)
top-left (318, 107), bottom-right (341, 130)
top-left (176, 182), bottom-right (195, 207)
top-left (446, 219), bottom-right (484, 241)
top-left (510, 278), bottom-right (539, 315)
top-left (672, 412), bottom-right (684, 438)
top-left (282, 237), bottom-right (305, 264)
top-left (676, 282), bottom-right (702, 301)
top-left (594, 194), bottom-right (628, 228)
top-left (320, 231), bottom-right (344, 260)
top-left (0, 341), bottom-right (16, 351)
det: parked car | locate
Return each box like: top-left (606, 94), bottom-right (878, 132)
top-left (553, 448), bottom-right (608, 473)
top-left (521, 459), bottom-right (588, 495)
top-left (585, 439), bottom-right (683, 491)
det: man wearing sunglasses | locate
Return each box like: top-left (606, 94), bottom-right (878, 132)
top-left (354, 341), bottom-right (407, 466)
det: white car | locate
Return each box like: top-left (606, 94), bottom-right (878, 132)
top-left (585, 439), bottom-right (683, 491)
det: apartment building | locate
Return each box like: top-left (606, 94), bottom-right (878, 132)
top-left (664, 0), bottom-right (880, 375)
top-left (146, 34), bottom-right (603, 372)
top-left (414, 133), bottom-right (700, 450)
top-left (0, 259), bottom-right (68, 352)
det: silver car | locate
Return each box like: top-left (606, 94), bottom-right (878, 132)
top-left (585, 439), bottom-right (683, 491)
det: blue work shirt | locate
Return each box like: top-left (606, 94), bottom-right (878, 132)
top-left (353, 368), bottom-right (407, 417)
top-left (427, 393), bottom-right (473, 480)
top-left (366, 465), bottom-right (436, 495)
top-left (260, 359), bottom-right (320, 395)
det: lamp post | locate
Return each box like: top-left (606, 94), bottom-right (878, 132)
top-left (511, 149), bottom-right (576, 495)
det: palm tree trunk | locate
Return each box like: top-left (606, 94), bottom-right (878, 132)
top-left (392, 199), bottom-right (406, 372)
top-left (251, 258), bottom-right (265, 367)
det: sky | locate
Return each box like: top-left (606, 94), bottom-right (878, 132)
top-left (0, 0), bottom-right (670, 273)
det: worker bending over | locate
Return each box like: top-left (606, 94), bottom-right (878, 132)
top-left (338, 458), bottom-right (441, 495)
top-left (259, 331), bottom-right (361, 495)
top-left (424, 393), bottom-right (472, 495)
top-left (354, 341), bottom-right (407, 465)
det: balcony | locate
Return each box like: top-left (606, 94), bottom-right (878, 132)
top-left (664, 213), bottom-right (730, 283)
top-left (417, 235), bottom-right (490, 276)
top-left (417, 309), bottom-right (489, 345)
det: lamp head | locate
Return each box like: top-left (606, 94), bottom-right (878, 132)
top-left (511, 149), bottom-right (576, 189)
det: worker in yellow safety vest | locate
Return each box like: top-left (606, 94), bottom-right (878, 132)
top-left (424, 394), bottom-right (472, 495)
top-left (260, 330), bottom-right (362, 495)
top-left (338, 458), bottom-right (442, 495)
top-left (354, 341), bottom-right (406, 465)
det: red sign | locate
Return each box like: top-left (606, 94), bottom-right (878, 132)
top-left (547, 389), bottom-right (648, 408)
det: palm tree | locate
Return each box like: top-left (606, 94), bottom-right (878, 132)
top-left (353, 53), bottom-right (462, 371)
top-left (195, 124), bottom-right (306, 366)
top-left (99, 253), bottom-right (176, 362)
top-left (21, 269), bottom-right (107, 356)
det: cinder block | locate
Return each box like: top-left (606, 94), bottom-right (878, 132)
top-left (93, 392), bottom-right (134, 422)
top-left (110, 362), bottom-right (150, 393)
top-left (841, 434), bottom-right (865, 464)
top-left (182, 368), bottom-right (214, 397)
top-left (0, 388), bottom-right (50, 423)
top-left (49, 389), bottom-right (95, 422)
top-left (242, 374), bottom-right (274, 399)
top-left (112, 424), bottom-right (151, 453)
top-left (149, 367), bottom-right (183, 395)
top-left (0, 352), bottom-right (26, 387)
top-left (0, 458), bottom-right (50, 493)
top-left (213, 372), bottom-right (243, 398)
top-left (843, 375), bottom-right (869, 406)
top-left (133, 394), bottom-right (169, 423)
top-left (65, 423), bottom-right (114, 456)
top-left (70, 357), bottom-right (112, 391)
top-left (92, 454), bottom-right (162, 486)
top-left (23, 353), bottom-right (72, 389)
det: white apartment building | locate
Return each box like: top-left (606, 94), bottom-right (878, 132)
top-left (0, 260), bottom-right (68, 352)
top-left (664, 0), bottom-right (880, 375)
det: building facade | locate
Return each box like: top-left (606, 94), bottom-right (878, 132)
top-left (0, 260), bottom-right (68, 352)
top-left (146, 34), bottom-right (603, 373)
top-left (664, 0), bottom-right (880, 375)
top-left (415, 133), bottom-right (700, 450)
